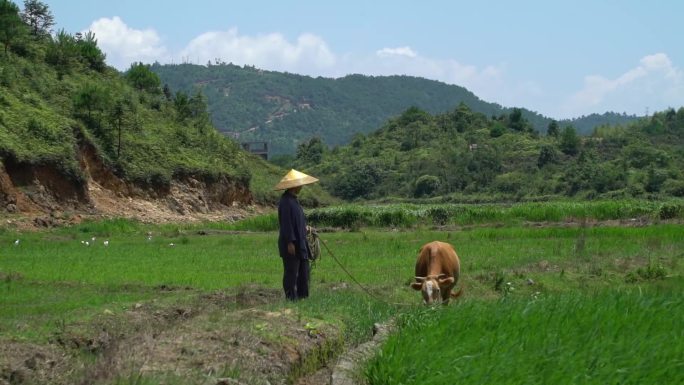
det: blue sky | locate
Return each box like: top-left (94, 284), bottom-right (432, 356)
top-left (42, 0), bottom-right (684, 119)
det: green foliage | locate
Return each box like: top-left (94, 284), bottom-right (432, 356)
top-left (413, 175), bottom-right (441, 197)
top-left (537, 145), bottom-right (559, 168)
top-left (489, 122), bottom-right (505, 138)
top-left (547, 119), bottom-right (559, 137)
top-left (20, 0), bottom-right (53, 37)
top-left (296, 136), bottom-right (326, 165)
top-left (0, 0), bottom-right (26, 56)
top-left (297, 104), bottom-right (683, 200)
top-left (662, 178), bottom-right (684, 197)
top-left (645, 165), bottom-right (668, 193)
top-left (0, 15), bottom-right (278, 202)
top-left (77, 30), bottom-right (106, 72)
top-left (330, 161), bottom-right (382, 200)
top-left (559, 125), bottom-right (580, 155)
top-left (45, 29), bottom-right (79, 76)
top-left (657, 201), bottom-right (683, 220)
top-left (508, 107), bottom-right (531, 132)
top-left (625, 259), bottom-right (667, 282)
top-left (126, 62), bottom-right (161, 92)
top-left (72, 81), bottom-right (111, 124)
top-left (152, 63), bottom-right (641, 155)
top-left (299, 200), bottom-right (683, 229)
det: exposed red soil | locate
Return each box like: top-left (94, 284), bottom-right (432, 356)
top-left (0, 141), bottom-right (261, 229)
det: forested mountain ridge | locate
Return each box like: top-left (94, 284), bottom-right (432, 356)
top-left (290, 104), bottom-right (684, 201)
top-left (151, 63), bottom-right (640, 155)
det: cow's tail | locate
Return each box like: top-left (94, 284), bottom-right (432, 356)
top-left (450, 287), bottom-right (464, 299)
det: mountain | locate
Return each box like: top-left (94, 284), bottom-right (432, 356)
top-left (151, 63), bottom-right (640, 155)
top-left (290, 104), bottom-right (684, 201)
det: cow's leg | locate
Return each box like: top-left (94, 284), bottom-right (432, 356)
top-left (441, 288), bottom-right (451, 305)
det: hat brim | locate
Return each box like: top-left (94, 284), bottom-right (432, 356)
top-left (274, 175), bottom-right (319, 190)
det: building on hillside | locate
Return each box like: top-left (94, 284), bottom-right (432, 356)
top-left (241, 142), bottom-right (269, 160)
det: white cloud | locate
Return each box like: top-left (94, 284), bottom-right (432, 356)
top-left (179, 28), bottom-right (336, 73)
top-left (376, 46), bottom-right (417, 58)
top-left (561, 53), bottom-right (684, 117)
top-left (84, 17), bottom-right (169, 70)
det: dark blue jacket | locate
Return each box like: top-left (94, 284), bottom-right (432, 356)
top-left (278, 191), bottom-right (309, 259)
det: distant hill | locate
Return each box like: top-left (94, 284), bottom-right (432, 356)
top-left (152, 63), bottom-right (640, 155)
top-left (289, 104), bottom-right (684, 201)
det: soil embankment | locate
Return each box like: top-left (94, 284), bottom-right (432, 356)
top-left (0, 141), bottom-right (257, 228)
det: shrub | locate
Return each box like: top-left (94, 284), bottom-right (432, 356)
top-left (625, 259), bottom-right (667, 282)
top-left (414, 175), bottom-right (441, 197)
top-left (427, 206), bottom-right (450, 225)
top-left (658, 202), bottom-right (683, 220)
top-left (662, 179), bottom-right (684, 197)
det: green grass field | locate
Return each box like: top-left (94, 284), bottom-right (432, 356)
top-left (366, 285), bottom-right (684, 385)
top-left (1, 211), bottom-right (683, 384)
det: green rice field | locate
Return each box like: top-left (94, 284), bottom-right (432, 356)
top-left (0, 203), bottom-right (682, 384)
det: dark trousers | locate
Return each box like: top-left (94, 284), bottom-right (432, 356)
top-left (282, 255), bottom-right (310, 300)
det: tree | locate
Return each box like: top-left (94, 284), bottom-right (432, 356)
top-left (109, 100), bottom-right (125, 158)
top-left (163, 84), bottom-right (172, 101)
top-left (0, 0), bottom-right (25, 55)
top-left (560, 126), bottom-right (580, 156)
top-left (174, 91), bottom-right (191, 121)
top-left (645, 165), bottom-right (667, 193)
top-left (45, 29), bottom-right (78, 77)
top-left (547, 120), bottom-right (559, 137)
top-left (508, 108), bottom-right (529, 132)
top-left (296, 137), bottom-right (325, 164)
top-left (73, 82), bottom-right (110, 128)
top-left (489, 122), bottom-right (505, 138)
top-left (125, 62), bottom-right (161, 92)
top-left (20, 0), bottom-right (53, 37)
top-left (414, 175), bottom-right (441, 197)
top-left (332, 162), bottom-right (381, 200)
top-left (537, 145), bottom-right (559, 168)
top-left (399, 106), bottom-right (430, 126)
top-left (77, 31), bottom-right (106, 71)
top-left (188, 89), bottom-right (208, 119)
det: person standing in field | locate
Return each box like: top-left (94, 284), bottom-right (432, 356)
top-left (275, 169), bottom-right (319, 301)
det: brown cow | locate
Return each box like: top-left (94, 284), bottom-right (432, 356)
top-left (411, 241), bottom-right (462, 304)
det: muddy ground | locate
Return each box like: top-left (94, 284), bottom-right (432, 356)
top-left (0, 286), bottom-right (356, 385)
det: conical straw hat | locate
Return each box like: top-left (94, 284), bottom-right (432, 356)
top-left (274, 169), bottom-right (319, 190)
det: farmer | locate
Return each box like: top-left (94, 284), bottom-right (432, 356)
top-left (275, 169), bottom-right (319, 301)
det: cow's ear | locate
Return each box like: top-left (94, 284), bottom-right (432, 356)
top-left (438, 276), bottom-right (454, 285)
top-left (410, 282), bottom-right (423, 291)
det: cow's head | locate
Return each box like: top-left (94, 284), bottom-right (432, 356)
top-left (411, 274), bottom-right (454, 304)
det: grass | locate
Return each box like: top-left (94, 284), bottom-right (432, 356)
top-left (0, 278), bottom-right (162, 340)
top-left (0, 211), bottom-right (682, 384)
top-left (366, 284), bottom-right (684, 385)
top-left (303, 199), bottom-right (684, 228)
top-left (1, 221), bottom-right (682, 340)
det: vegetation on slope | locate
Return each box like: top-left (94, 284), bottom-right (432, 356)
top-left (0, 0), bottom-right (255, 194)
top-left (152, 62), bottom-right (639, 155)
top-left (289, 104), bottom-right (684, 201)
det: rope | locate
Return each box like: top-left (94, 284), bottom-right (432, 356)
top-left (317, 235), bottom-right (415, 307)
top-left (306, 226), bottom-right (321, 267)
